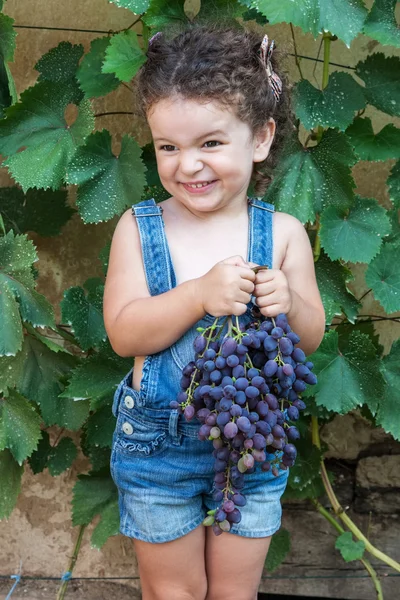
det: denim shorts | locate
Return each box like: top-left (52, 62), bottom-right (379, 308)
top-left (110, 371), bottom-right (289, 544)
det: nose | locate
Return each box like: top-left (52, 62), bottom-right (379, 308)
top-left (179, 149), bottom-right (204, 176)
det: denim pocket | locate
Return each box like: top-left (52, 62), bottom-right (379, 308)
top-left (114, 411), bottom-right (168, 457)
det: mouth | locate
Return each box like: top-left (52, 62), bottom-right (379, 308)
top-left (181, 180), bottom-right (217, 192)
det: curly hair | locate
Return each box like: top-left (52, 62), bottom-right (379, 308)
top-left (136, 24), bottom-right (295, 196)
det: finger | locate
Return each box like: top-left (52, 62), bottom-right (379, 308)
top-left (238, 267), bottom-right (256, 281)
top-left (255, 268), bottom-right (279, 283)
top-left (255, 292), bottom-right (280, 308)
top-left (247, 261), bottom-right (258, 269)
top-left (235, 290), bottom-right (252, 305)
top-left (260, 304), bottom-right (282, 318)
top-left (222, 255), bottom-right (248, 267)
top-left (232, 302), bottom-right (249, 316)
top-left (239, 279), bottom-right (255, 294)
top-left (254, 281), bottom-right (276, 297)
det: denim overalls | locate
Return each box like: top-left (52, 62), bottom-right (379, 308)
top-left (110, 197), bottom-right (288, 543)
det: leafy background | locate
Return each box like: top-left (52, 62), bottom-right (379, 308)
top-left (0, 0), bottom-right (399, 595)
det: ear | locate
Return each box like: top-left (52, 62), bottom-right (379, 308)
top-left (253, 118), bottom-right (276, 163)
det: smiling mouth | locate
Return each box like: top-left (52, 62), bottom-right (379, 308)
top-left (182, 180), bottom-right (216, 188)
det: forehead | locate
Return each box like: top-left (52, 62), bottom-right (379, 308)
top-left (147, 96), bottom-right (249, 142)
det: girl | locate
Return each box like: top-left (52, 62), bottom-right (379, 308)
top-left (103, 25), bottom-right (325, 600)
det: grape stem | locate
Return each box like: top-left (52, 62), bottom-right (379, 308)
top-left (56, 525), bottom-right (86, 600)
top-left (311, 415), bottom-right (400, 574)
top-left (311, 500), bottom-right (383, 600)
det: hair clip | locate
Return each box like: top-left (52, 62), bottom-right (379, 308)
top-left (260, 34), bottom-right (282, 103)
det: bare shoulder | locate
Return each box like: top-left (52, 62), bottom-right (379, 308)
top-left (103, 207), bottom-right (149, 332)
top-left (272, 211), bottom-right (309, 267)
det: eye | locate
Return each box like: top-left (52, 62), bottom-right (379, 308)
top-left (160, 145), bottom-right (178, 152)
top-left (203, 140), bottom-right (221, 148)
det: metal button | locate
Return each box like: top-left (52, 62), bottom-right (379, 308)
top-left (122, 422), bottom-right (133, 435)
top-left (124, 395), bottom-right (135, 409)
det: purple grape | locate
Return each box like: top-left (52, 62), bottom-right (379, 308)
top-left (227, 354), bottom-right (240, 368)
top-left (226, 508), bottom-right (242, 524)
top-left (275, 314), bottom-right (288, 329)
top-left (221, 376), bottom-right (234, 388)
top-left (194, 335), bottom-right (207, 354)
top-left (230, 404), bottom-right (242, 417)
top-left (232, 365), bottom-right (245, 379)
top-left (292, 347), bottom-right (306, 363)
top-left (279, 336), bottom-right (293, 355)
top-left (305, 372), bottom-right (317, 385)
top-left (215, 356), bottom-right (226, 369)
top-left (272, 424), bottom-right (285, 438)
top-left (224, 422), bottom-right (238, 439)
top-left (247, 368), bottom-right (259, 379)
top-left (223, 500), bottom-right (235, 513)
top-left (248, 411), bottom-right (260, 423)
top-left (215, 509), bottom-right (227, 522)
top-left (261, 461), bottom-right (271, 472)
top-left (287, 405), bottom-right (299, 421)
top-left (293, 379), bottom-right (307, 393)
top-left (271, 327), bottom-right (284, 339)
top-left (251, 376), bottom-right (265, 389)
top-left (253, 433), bottom-right (267, 450)
top-left (283, 443), bottom-right (297, 460)
top-left (282, 363), bottom-right (294, 377)
top-left (210, 370), bottom-right (222, 384)
top-left (236, 416), bottom-right (251, 433)
top-left (213, 490), bottom-right (224, 502)
top-left (287, 426), bottom-right (300, 441)
top-left (305, 361), bottom-right (314, 370)
top-left (234, 377), bottom-right (249, 391)
top-left (264, 360), bottom-right (278, 377)
top-left (223, 385), bottom-right (237, 399)
top-left (287, 331), bottom-right (301, 344)
top-left (293, 399), bottom-right (306, 411)
top-left (236, 343), bottom-right (248, 355)
top-left (245, 386), bottom-right (260, 399)
top-left (221, 337), bottom-right (237, 357)
top-left (235, 390), bottom-right (247, 406)
top-left (265, 394), bottom-right (279, 410)
top-left (232, 493), bottom-right (246, 506)
top-left (264, 336), bottom-right (278, 351)
top-left (212, 523), bottom-right (224, 536)
top-left (256, 420), bottom-right (271, 436)
top-left (216, 411), bottom-right (231, 427)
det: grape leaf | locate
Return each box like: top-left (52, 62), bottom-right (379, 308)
top-left (345, 117), bottom-right (400, 162)
top-left (376, 340), bottom-right (400, 441)
top-left (362, 0), bottom-right (400, 48)
top-left (245, 0), bottom-right (367, 47)
top-left (0, 187), bottom-right (74, 236)
top-left (242, 7), bottom-right (268, 23)
top-left (61, 280), bottom-right (106, 351)
top-left (27, 430), bottom-right (52, 474)
top-left (387, 159), bottom-right (400, 209)
top-left (303, 330), bottom-right (385, 415)
top-left (264, 129), bottom-right (356, 224)
top-left (77, 37), bottom-right (120, 98)
top-left (335, 532), bottom-right (365, 562)
top-left (102, 31), bottom-right (146, 82)
top-left (9, 335), bottom-right (88, 430)
top-left (85, 403), bottom-right (115, 448)
top-left (0, 231), bottom-right (56, 356)
top-left (35, 41), bottom-right (84, 85)
top-left (72, 470), bottom-right (117, 526)
top-left (47, 437), bottom-right (77, 476)
top-left (109, 0), bottom-right (150, 12)
top-left (0, 388), bottom-right (42, 464)
top-left (0, 81), bottom-right (95, 192)
top-left (66, 129), bottom-right (147, 224)
top-left (365, 242), bottom-right (400, 314)
top-left (286, 436), bottom-right (323, 491)
top-left (59, 344), bottom-right (132, 408)
top-left (91, 498), bottom-right (120, 548)
top-left (0, 449), bottom-right (24, 519)
top-left (264, 528), bottom-right (291, 573)
top-left (143, 0), bottom-right (187, 29)
top-left (80, 429), bottom-right (111, 471)
top-left (283, 473), bottom-right (327, 501)
top-left (336, 320), bottom-right (384, 357)
top-left (293, 73), bottom-right (366, 131)
top-left (315, 252), bottom-right (360, 324)
top-left (355, 53), bottom-right (400, 117)
top-left (319, 196), bottom-right (391, 263)
top-left (196, 0), bottom-right (244, 21)
top-left (0, 13), bottom-right (17, 62)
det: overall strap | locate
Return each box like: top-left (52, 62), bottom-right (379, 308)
top-left (132, 199), bottom-right (176, 295)
top-left (248, 198), bottom-right (274, 268)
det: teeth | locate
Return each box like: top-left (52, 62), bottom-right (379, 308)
top-left (186, 181), bottom-right (211, 188)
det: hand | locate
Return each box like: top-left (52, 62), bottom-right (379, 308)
top-left (253, 268), bottom-right (292, 317)
top-left (195, 256), bottom-right (256, 317)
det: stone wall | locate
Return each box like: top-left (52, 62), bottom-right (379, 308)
top-left (0, 1), bottom-right (399, 599)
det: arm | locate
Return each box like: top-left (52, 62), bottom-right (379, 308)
top-left (253, 213), bottom-right (325, 355)
top-left (103, 209), bottom-right (255, 358)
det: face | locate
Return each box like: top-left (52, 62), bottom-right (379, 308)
top-left (147, 96), bottom-right (275, 215)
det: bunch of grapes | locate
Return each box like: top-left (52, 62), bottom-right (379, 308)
top-left (170, 311), bottom-right (317, 536)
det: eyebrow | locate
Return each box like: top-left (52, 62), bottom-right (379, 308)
top-left (153, 129), bottom-right (229, 143)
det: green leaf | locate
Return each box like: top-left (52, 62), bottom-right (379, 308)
top-left (27, 430), bottom-right (52, 474)
top-left (196, 0), bottom-right (244, 21)
top-left (0, 13), bottom-right (17, 62)
top-left (345, 117), bottom-right (400, 162)
top-left (335, 532), bottom-right (365, 562)
top-left (47, 437), bottom-right (77, 476)
top-left (66, 129), bottom-right (147, 224)
top-left (365, 242), bottom-right (400, 314)
top-left (0, 449), bottom-right (24, 519)
top-left (0, 187), bottom-right (74, 236)
top-left (264, 528), bottom-right (291, 573)
top-left (264, 129), bottom-right (356, 224)
top-left (387, 160), bottom-right (400, 209)
top-left (143, 0), bottom-right (187, 29)
top-left (72, 470), bottom-right (118, 526)
top-left (61, 281), bottom-right (106, 351)
top-left (362, 0), bottom-right (400, 48)
top-left (355, 53), bottom-right (400, 118)
top-left (109, 0), bottom-right (150, 12)
top-left (304, 330), bottom-right (385, 415)
top-left (35, 41), bottom-right (84, 84)
top-left (102, 31), bottom-right (146, 82)
top-left (286, 436), bottom-right (323, 491)
top-left (0, 231), bottom-right (56, 355)
top-left (241, 7), bottom-right (268, 23)
top-left (7, 335), bottom-right (88, 430)
top-left (246, 0), bottom-right (367, 47)
top-left (293, 73), bottom-right (366, 131)
top-left (283, 473), bottom-right (327, 500)
top-left (59, 345), bottom-right (132, 406)
top-left (315, 252), bottom-right (360, 324)
top-left (80, 429), bottom-right (111, 471)
top-left (91, 498), bottom-right (120, 549)
top-left (0, 81), bottom-right (95, 192)
top-left (0, 388), bottom-right (42, 464)
top-left (85, 403), bottom-right (115, 448)
top-left (336, 320), bottom-right (384, 357)
top-left (376, 340), bottom-right (400, 441)
top-left (319, 196), bottom-right (391, 263)
top-left (77, 37), bottom-right (120, 98)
